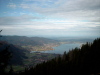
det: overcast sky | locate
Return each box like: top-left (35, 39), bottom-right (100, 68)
top-left (0, 0), bottom-right (100, 37)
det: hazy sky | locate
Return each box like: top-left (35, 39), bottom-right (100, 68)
top-left (0, 0), bottom-right (100, 37)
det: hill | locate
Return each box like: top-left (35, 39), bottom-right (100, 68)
top-left (17, 38), bottom-right (100, 75)
top-left (0, 43), bottom-right (28, 65)
top-left (1, 36), bottom-right (58, 46)
top-left (1, 36), bottom-right (59, 51)
top-left (0, 40), bottom-right (60, 73)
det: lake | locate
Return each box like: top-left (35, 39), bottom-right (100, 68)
top-left (31, 43), bottom-right (82, 54)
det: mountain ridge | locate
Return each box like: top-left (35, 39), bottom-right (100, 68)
top-left (1, 36), bottom-right (59, 46)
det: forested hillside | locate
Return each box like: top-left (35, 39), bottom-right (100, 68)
top-left (1, 36), bottom-right (58, 46)
top-left (0, 43), bottom-right (28, 65)
top-left (0, 40), bottom-right (59, 75)
top-left (1, 36), bottom-right (59, 51)
top-left (17, 38), bottom-right (100, 75)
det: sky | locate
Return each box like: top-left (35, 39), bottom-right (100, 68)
top-left (0, 0), bottom-right (100, 37)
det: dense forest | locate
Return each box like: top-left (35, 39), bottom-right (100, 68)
top-left (17, 38), bottom-right (100, 75)
top-left (0, 38), bottom-right (100, 75)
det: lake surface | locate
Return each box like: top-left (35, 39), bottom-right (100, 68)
top-left (31, 43), bottom-right (81, 54)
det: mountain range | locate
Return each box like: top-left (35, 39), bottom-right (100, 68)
top-left (1, 36), bottom-right (58, 46)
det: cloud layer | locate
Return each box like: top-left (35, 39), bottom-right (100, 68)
top-left (0, 0), bottom-right (100, 37)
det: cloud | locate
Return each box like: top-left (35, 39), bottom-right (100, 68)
top-left (7, 3), bottom-right (17, 9)
top-left (23, 0), bottom-right (56, 2)
top-left (19, 4), bottom-right (30, 8)
top-left (7, 0), bottom-right (100, 22)
top-left (0, 15), bottom-right (41, 25)
top-left (1, 0), bottom-right (100, 36)
top-left (18, 0), bottom-right (100, 22)
top-left (6, 0), bottom-right (100, 20)
top-left (90, 17), bottom-right (100, 22)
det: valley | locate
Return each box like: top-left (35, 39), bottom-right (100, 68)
top-left (0, 36), bottom-right (94, 72)
top-left (21, 43), bottom-right (59, 51)
top-left (12, 52), bottom-right (59, 72)
top-left (0, 36), bottom-right (61, 72)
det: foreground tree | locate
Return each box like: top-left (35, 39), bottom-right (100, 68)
top-left (0, 30), bottom-right (12, 75)
top-left (0, 46), bottom-right (12, 75)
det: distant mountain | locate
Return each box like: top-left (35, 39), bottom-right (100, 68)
top-left (0, 43), bottom-right (28, 65)
top-left (1, 36), bottom-right (58, 46)
top-left (0, 36), bottom-right (59, 65)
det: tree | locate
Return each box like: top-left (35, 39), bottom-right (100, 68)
top-left (0, 46), bottom-right (12, 75)
top-left (0, 30), bottom-right (2, 37)
top-left (9, 65), bottom-right (14, 75)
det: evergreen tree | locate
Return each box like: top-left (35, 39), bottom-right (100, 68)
top-left (0, 46), bottom-right (12, 75)
top-left (9, 65), bottom-right (14, 75)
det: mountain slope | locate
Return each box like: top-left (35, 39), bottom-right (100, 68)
top-left (0, 43), bottom-right (28, 65)
top-left (18, 38), bottom-right (100, 75)
top-left (1, 36), bottom-right (58, 46)
top-left (1, 36), bottom-right (60, 51)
